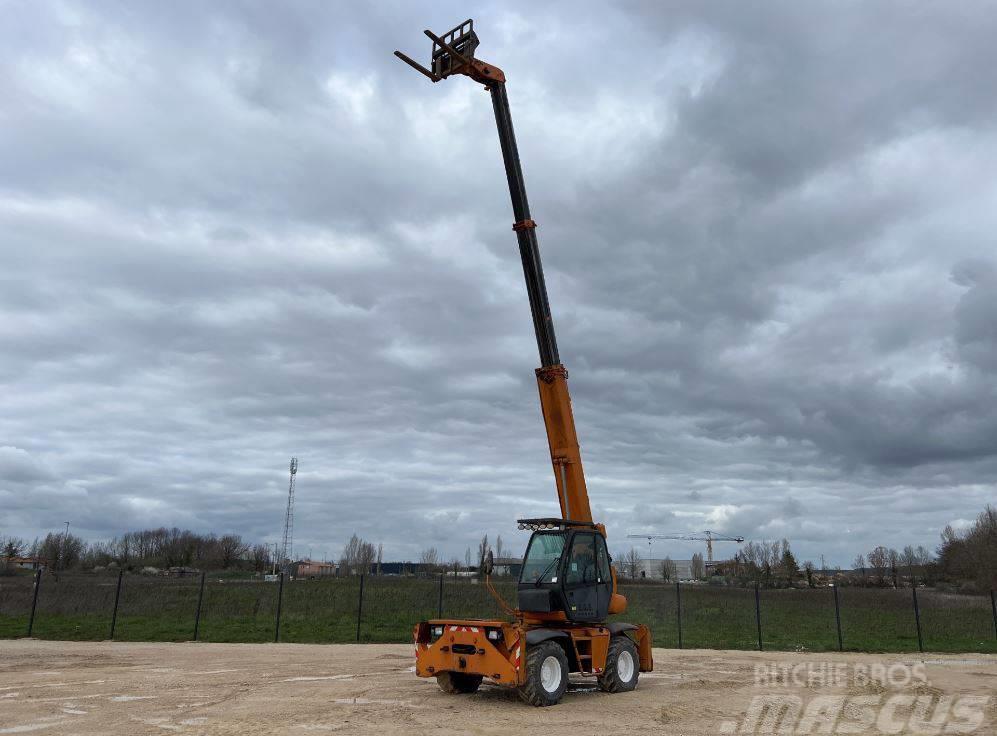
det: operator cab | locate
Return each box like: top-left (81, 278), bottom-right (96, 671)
top-left (516, 518), bottom-right (613, 622)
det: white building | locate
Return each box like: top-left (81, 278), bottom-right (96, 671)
top-left (639, 557), bottom-right (694, 581)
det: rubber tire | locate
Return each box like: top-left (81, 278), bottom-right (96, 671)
top-left (436, 671), bottom-right (483, 694)
top-left (517, 640), bottom-right (569, 707)
top-left (598, 635), bottom-right (640, 693)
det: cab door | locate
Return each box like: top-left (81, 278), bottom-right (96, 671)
top-left (563, 532), bottom-right (600, 622)
top-left (594, 534), bottom-right (612, 619)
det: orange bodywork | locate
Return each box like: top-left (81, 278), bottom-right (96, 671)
top-left (414, 619), bottom-right (653, 687)
top-left (536, 365), bottom-right (592, 523)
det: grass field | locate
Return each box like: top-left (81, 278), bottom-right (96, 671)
top-left (1, 574), bottom-right (995, 653)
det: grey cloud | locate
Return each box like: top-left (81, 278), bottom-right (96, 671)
top-left (1, 2), bottom-right (995, 567)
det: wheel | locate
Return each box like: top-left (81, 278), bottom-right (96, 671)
top-left (598, 635), bottom-right (639, 693)
top-left (517, 640), bottom-right (569, 706)
top-left (436, 671), bottom-right (483, 694)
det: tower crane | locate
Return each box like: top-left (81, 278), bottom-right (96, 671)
top-left (396, 19), bottom-right (652, 707)
top-left (627, 531), bottom-right (746, 565)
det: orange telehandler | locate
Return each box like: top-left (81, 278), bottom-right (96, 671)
top-left (395, 20), bottom-right (653, 706)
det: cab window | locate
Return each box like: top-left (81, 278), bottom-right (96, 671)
top-left (595, 534), bottom-right (611, 583)
top-left (565, 533), bottom-right (597, 586)
top-left (520, 532), bottom-right (565, 584)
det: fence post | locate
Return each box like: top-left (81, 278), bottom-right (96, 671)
top-left (754, 584), bottom-right (763, 651)
top-left (274, 572), bottom-right (285, 643)
top-left (675, 581), bottom-right (683, 649)
top-left (832, 585), bottom-right (843, 652)
top-left (109, 569), bottom-right (124, 640)
top-left (911, 586), bottom-right (923, 653)
top-left (990, 590), bottom-right (997, 641)
top-left (193, 572), bottom-right (206, 641)
top-left (355, 574), bottom-right (365, 642)
top-left (26, 568), bottom-right (42, 637)
top-left (437, 574), bottom-right (444, 619)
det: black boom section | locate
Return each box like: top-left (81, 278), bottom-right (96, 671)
top-left (489, 82), bottom-right (560, 368)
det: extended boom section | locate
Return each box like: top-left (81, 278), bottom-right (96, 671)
top-left (490, 72), bottom-right (592, 524)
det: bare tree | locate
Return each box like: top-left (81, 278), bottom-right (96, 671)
top-left (691, 552), bottom-right (705, 580)
top-left (852, 554), bottom-right (867, 582)
top-left (659, 556), bottom-right (677, 582)
top-left (803, 560), bottom-right (815, 588)
top-left (901, 545), bottom-right (918, 585)
top-left (867, 546), bottom-right (889, 586)
top-left (465, 547), bottom-right (472, 568)
top-left (620, 547), bottom-right (643, 579)
top-left (340, 533), bottom-right (376, 576)
top-left (218, 534), bottom-right (248, 569)
top-left (39, 532), bottom-right (84, 570)
top-left (915, 545), bottom-right (936, 586)
top-left (887, 548), bottom-right (900, 588)
top-left (477, 534), bottom-right (489, 577)
top-left (251, 543), bottom-right (271, 573)
top-left (938, 506), bottom-right (996, 592)
top-left (356, 540), bottom-right (376, 574)
top-left (376, 543), bottom-right (383, 575)
top-left (419, 547), bottom-right (440, 572)
top-left (495, 535), bottom-right (504, 560)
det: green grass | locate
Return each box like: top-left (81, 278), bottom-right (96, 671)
top-left (2, 575), bottom-right (995, 653)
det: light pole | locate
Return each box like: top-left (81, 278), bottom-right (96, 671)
top-left (58, 521), bottom-right (70, 571)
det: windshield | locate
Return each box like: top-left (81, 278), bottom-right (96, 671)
top-left (519, 532), bottom-right (566, 584)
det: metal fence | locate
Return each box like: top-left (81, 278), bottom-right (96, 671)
top-left (1, 571), bottom-right (995, 653)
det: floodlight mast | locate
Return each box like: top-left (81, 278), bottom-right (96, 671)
top-left (395, 20), bottom-right (588, 522)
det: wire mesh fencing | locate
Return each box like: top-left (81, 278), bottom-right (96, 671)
top-left (1, 572), bottom-right (995, 653)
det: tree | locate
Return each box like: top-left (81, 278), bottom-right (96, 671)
top-left (217, 534), bottom-right (247, 569)
top-left (867, 546), bottom-right (889, 586)
top-left (251, 544), bottom-right (271, 573)
top-left (495, 536), bottom-right (504, 561)
top-left (340, 533), bottom-right (376, 575)
top-left (659, 556), bottom-right (677, 582)
top-left (915, 545), bottom-right (937, 586)
top-left (887, 548), bottom-right (900, 588)
top-left (477, 535), bottom-right (489, 578)
top-left (621, 548), bottom-right (643, 580)
top-left (2, 536), bottom-right (26, 559)
top-left (803, 560), bottom-right (815, 588)
top-left (39, 532), bottom-right (84, 570)
top-left (852, 554), bottom-right (867, 583)
top-left (465, 547), bottom-right (472, 568)
top-left (938, 505), bottom-right (997, 591)
top-left (420, 547), bottom-right (440, 572)
top-left (356, 539), bottom-right (377, 574)
top-left (901, 545), bottom-right (918, 586)
top-left (780, 540), bottom-right (800, 584)
top-left (376, 543), bottom-right (383, 575)
top-left (691, 552), bottom-right (705, 580)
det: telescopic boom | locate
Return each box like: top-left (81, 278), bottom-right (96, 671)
top-left (396, 20), bottom-right (590, 522)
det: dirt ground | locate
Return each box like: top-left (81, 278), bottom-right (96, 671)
top-left (1, 640), bottom-right (994, 735)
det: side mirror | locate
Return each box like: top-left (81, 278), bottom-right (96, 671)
top-left (483, 550), bottom-right (494, 576)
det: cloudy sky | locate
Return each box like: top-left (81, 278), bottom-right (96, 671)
top-left (2, 1), bottom-right (995, 567)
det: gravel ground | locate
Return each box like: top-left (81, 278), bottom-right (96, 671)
top-left (1, 640), bottom-right (994, 735)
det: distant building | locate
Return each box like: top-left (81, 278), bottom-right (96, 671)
top-left (492, 557), bottom-right (523, 579)
top-left (5, 556), bottom-right (47, 570)
top-left (639, 558), bottom-right (694, 580)
top-left (291, 560), bottom-right (337, 578)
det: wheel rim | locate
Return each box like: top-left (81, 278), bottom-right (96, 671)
top-left (540, 655), bottom-right (562, 693)
top-left (617, 649), bottom-right (635, 683)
